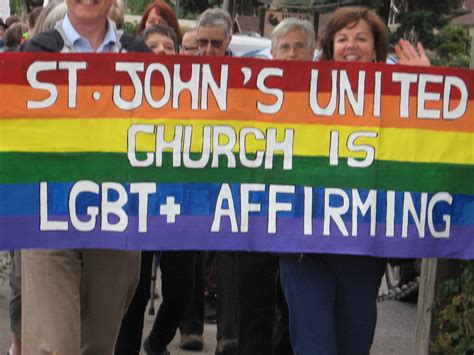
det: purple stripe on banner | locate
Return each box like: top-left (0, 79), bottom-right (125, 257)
top-left (1, 215), bottom-right (472, 259)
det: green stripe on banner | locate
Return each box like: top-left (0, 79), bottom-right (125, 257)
top-left (0, 152), bottom-right (472, 194)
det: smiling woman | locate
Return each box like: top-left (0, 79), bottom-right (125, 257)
top-left (318, 6), bottom-right (389, 63)
top-left (278, 8), bottom-right (432, 355)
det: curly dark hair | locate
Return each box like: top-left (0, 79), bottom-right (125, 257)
top-left (318, 6), bottom-right (390, 62)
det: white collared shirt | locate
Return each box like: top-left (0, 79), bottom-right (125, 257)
top-left (61, 14), bottom-right (117, 53)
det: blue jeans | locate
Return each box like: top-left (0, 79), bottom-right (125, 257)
top-left (280, 254), bottom-right (385, 355)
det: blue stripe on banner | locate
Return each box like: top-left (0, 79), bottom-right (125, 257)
top-left (0, 182), bottom-right (472, 227)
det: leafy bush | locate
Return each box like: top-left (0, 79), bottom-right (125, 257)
top-left (431, 26), bottom-right (471, 68)
top-left (431, 261), bottom-right (474, 354)
top-left (0, 251), bottom-right (12, 283)
top-left (123, 21), bottom-right (138, 35)
top-left (391, 11), bottom-right (447, 49)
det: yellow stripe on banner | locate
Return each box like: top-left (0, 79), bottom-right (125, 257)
top-left (0, 118), bottom-right (472, 165)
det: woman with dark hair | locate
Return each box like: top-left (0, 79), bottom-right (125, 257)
top-left (318, 6), bottom-right (429, 66)
top-left (137, 0), bottom-right (182, 43)
top-left (278, 7), bottom-right (429, 355)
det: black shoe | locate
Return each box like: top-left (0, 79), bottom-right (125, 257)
top-left (180, 333), bottom-right (204, 351)
top-left (143, 336), bottom-right (170, 355)
top-left (215, 338), bottom-right (238, 355)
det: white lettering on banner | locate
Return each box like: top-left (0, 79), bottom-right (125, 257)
top-left (322, 189), bottom-right (453, 238)
top-left (127, 124), bottom-right (294, 170)
top-left (27, 61), bottom-right (87, 109)
top-left (256, 68), bottom-right (284, 114)
top-left (211, 183), bottom-right (238, 232)
top-left (130, 183), bottom-right (156, 232)
top-left (392, 72), bottom-right (468, 120)
top-left (309, 69), bottom-right (368, 117)
top-left (25, 61), bottom-right (469, 124)
top-left (211, 183), bottom-right (296, 234)
top-left (240, 184), bottom-right (265, 233)
top-left (40, 181), bottom-right (170, 233)
top-left (39, 182), bottom-right (454, 238)
top-left (40, 181), bottom-right (68, 231)
top-left (268, 185), bottom-right (295, 234)
top-left (112, 63), bottom-right (229, 111)
top-left (329, 130), bottom-right (378, 167)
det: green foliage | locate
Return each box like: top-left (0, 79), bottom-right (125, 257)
top-left (407, 0), bottom-right (463, 14)
top-left (0, 251), bottom-right (11, 283)
top-left (354, 0), bottom-right (391, 20)
top-left (391, 11), bottom-right (447, 49)
top-left (431, 261), bottom-right (474, 355)
top-left (10, 0), bottom-right (22, 15)
top-left (123, 21), bottom-right (138, 35)
top-left (125, 0), bottom-right (150, 16)
top-left (431, 25), bottom-right (471, 68)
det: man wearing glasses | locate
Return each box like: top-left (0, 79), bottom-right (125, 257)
top-left (195, 8), bottom-right (238, 355)
top-left (196, 8), bottom-right (233, 57)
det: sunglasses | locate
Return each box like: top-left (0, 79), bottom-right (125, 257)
top-left (197, 38), bottom-right (225, 48)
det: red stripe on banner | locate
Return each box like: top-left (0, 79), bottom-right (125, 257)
top-left (1, 53), bottom-right (473, 99)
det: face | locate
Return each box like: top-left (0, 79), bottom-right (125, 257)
top-left (145, 32), bottom-right (176, 54)
top-left (197, 25), bottom-right (230, 56)
top-left (271, 29), bottom-right (314, 61)
top-left (145, 8), bottom-right (168, 29)
top-left (333, 19), bottom-right (376, 63)
top-left (180, 30), bottom-right (198, 56)
top-left (66, 0), bottom-right (114, 27)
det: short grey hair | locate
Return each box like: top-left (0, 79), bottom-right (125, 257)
top-left (196, 8), bottom-right (233, 38)
top-left (271, 18), bottom-right (316, 51)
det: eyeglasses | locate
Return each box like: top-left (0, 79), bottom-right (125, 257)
top-left (276, 42), bottom-right (307, 52)
top-left (181, 45), bottom-right (198, 51)
top-left (197, 38), bottom-right (225, 48)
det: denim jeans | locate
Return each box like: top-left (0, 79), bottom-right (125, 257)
top-left (280, 254), bottom-right (385, 355)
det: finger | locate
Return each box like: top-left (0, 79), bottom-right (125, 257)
top-left (396, 40), bottom-right (410, 62)
top-left (416, 42), bottom-right (426, 57)
top-left (401, 39), bottom-right (418, 59)
top-left (394, 43), bottom-right (405, 62)
top-left (416, 42), bottom-right (431, 66)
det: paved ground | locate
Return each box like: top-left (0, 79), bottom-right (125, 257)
top-left (0, 268), bottom-right (416, 355)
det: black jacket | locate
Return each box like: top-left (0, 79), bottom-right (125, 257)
top-left (20, 28), bottom-right (150, 53)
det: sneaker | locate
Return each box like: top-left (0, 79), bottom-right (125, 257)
top-left (180, 333), bottom-right (204, 351)
top-left (143, 336), bottom-right (170, 355)
top-left (215, 338), bottom-right (238, 355)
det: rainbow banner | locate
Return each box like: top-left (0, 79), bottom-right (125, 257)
top-left (0, 52), bottom-right (473, 258)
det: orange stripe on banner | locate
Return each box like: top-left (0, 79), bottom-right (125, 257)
top-left (1, 85), bottom-right (472, 133)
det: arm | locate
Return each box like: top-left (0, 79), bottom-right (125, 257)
top-left (394, 39), bottom-right (431, 67)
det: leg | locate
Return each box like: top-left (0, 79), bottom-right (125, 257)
top-left (21, 249), bottom-right (82, 355)
top-left (179, 251), bottom-right (204, 350)
top-left (147, 251), bottom-right (196, 352)
top-left (115, 251), bottom-right (154, 355)
top-left (9, 251), bottom-right (21, 355)
top-left (179, 251), bottom-right (204, 335)
top-left (332, 255), bottom-right (385, 355)
top-left (238, 252), bottom-right (278, 355)
top-left (203, 251), bottom-right (217, 323)
top-left (216, 251), bottom-right (238, 341)
top-left (80, 249), bottom-right (140, 355)
top-left (273, 272), bottom-right (293, 355)
top-left (280, 255), bottom-right (337, 355)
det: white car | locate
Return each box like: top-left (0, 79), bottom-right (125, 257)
top-left (229, 33), bottom-right (271, 58)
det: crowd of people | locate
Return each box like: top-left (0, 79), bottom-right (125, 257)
top-left (1, 1), bottom-right (431, 355)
